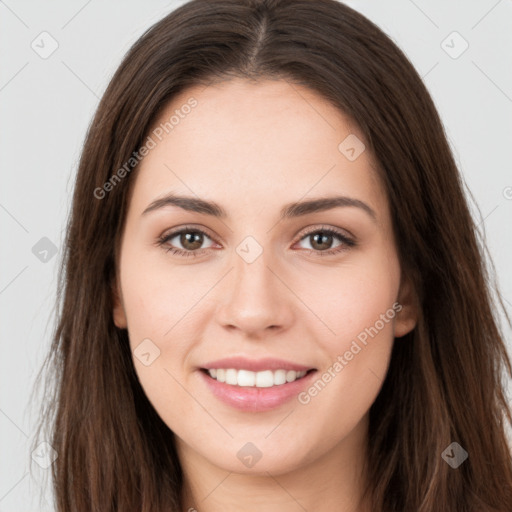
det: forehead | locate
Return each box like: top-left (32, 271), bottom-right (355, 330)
top-left (131, 78), bottom-right (386, 218)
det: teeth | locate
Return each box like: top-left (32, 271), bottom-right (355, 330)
top-left (237, 370), bottom-right (256, 387)
top-left (286, 370), bottom-right (297, 383)
top-left (206, 368), bottom-right (308, 387)
top-left (274, 369), bottom-right (286, 385)
top-left (225, 369), bottom-right (237, 385)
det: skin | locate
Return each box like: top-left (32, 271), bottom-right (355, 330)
top-left (113, 78), bottom-right (418, 512)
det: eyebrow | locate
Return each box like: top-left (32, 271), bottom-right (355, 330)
top-left (142, 193), bottom-right (377, 222)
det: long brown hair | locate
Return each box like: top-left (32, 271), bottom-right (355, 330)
top-left (34, 0), bottom-right (512, 510)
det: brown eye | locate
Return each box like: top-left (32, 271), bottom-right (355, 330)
top-left (309, 231), bottom-right (335, 251)
top-left (158, 227), bottom-right (216, 257)
top-left (178, 231), bottom-right (204, 251)
top-left (295, 227), bottom-right (355, 255)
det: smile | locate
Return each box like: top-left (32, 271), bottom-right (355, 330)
top-left (204, 368), bottom-right (310, 387)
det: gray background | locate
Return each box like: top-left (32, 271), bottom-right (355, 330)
top-left (1, 1), bottom-right (511, 510)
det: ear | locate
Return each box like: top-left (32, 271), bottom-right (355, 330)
top-left (112, 277), bottom-right (128, 329)
top-left (394, 272), bottom-right (418, 338)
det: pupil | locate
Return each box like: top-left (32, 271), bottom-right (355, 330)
top-left (181, 232), bottom-right (203, 250)
top-left (312, 232), bottom-right (332, 250)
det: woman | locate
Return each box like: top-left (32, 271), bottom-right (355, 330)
top-left (35, 0), bottom-right (512, 510)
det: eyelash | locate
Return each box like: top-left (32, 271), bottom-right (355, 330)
top-left (156, 224), bottom-right (356, 258)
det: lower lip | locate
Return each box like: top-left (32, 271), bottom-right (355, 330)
top-left (199, 369), bottom-right (317, 412)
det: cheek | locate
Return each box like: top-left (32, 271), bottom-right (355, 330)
top-left (120, 244), bottom-right (210, 343)
top-left (120, 231), bottom-right (400, 425)
top-left (294, 249), bottom-right (400, 351)
top-left (119, 265), bottom-right (199, 428)
top-left (304, 280), bottom-right (396, 391)
top-left (292, 251), bottom-right (399, 417)
top-left (122, 237), bottom-right (401, 372)
top-left (118, 248), bottom-right (217, 415)
top-left (292, 286), bottom-right (397, 454)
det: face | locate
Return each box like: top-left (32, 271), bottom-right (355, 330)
top-left (113, 78), bottom-right (417, 477)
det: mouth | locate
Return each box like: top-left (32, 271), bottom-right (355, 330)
top-left (200, 368), bottom-right (316, 388)
top-left (197, 357), bottom-right (318, 412)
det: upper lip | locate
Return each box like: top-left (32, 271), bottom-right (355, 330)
top-left (200, 357), bottom-right (315, 372)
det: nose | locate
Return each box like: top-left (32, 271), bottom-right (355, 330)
top-left (215, 247), bottom-right (295, 338)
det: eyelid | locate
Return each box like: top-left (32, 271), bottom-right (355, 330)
top-left (291, 225), bottom-right (356, 256)
top-left (157, 223), bottom-right (356, 256)
top-left (295, 224), bottom-right (355, 242)
top-left (156, 224), bottom-right (219, 256)
top-left (159, 223), bottom-right (354, 244)
top-left (158, 224), bottom-right (219, 243)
